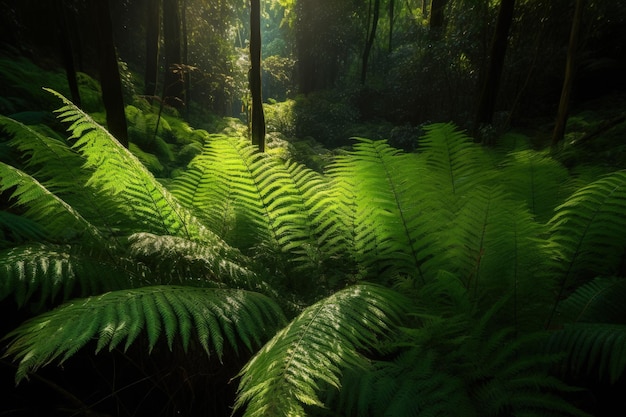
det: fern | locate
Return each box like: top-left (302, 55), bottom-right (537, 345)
top-left (327, 138), bottom-right (450, 284)
top-left (547, 170), bottom-right (626, 326)
top-left (419, 122), bottom-right (494, 197)
top-left (128, 232), bottom-right (257, 289)
top-left (0, 162), bottom-right (104, 245)
top-left (234, 284), bottom-right (407, 417)
top-left (334, 349), bottom-right (471, 417)
top-left (0, 243), bottom-right (133, 308)
top-left (3, 285), bottom-right (286, 383)
top-left (45, 88), bottom-right (211, 241)
top-left (498, 149), bottom-right (571, 222)
top-left (547, 277), bottom-right (626, 383)
top-left (170, 135), bottom-right (310, 256)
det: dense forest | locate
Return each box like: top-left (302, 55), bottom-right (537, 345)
top-left (1, 0), bottom-right (626, 416)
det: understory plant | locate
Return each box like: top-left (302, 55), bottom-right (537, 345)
top-left (1, 90), bottom-right (625, 416)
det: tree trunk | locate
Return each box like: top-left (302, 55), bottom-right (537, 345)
top-left (361, 0), bottom-right (380, 84)
top-left (250, 0), bottom-right (265, 152)
top-left (91, 0), bottom-right (128, 147)
top-left (552, 0), bottom-right (584, 147)
top-left (388, 0), bottom-right (395, 53)
top-left (163, 0), bottom-right (184, 109)
top-left (474, 0), bottom-right (516, 136)
top-left (55, 0), bottom-right (81, 107)
top-left (429, 0), bottom-right (448, 33)
top-left (144, 0), bottom-right (160, 98)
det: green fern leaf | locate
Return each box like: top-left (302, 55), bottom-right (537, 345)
top-left (547, 171), bottom-right (626, 325)
top-left (44, 89), bottom-right (211, 241)
top-left (0, 243), bottom-right (132, 307)
top-left (234, 284), bottom-right (407, 417)
top-left (419, 123), bottom-right (493, 197)
top-left (3, 286), bottom-right (286, 383)
top-left (547, 322), bottom-right (626, 384)
top-left (498, 149), bottom-right (570, 222)
top-left (127, 232), bottom-right (257, 289)
top-left (327, 139), bottom-right (449, 284)
top-left (0, 162), bottom-right (104, 244)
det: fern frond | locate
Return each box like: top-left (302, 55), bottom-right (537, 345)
top-left (448, 185), bottom-right (552, 325)
top-left (127, 232), bottom-right (258, 289)
top-left (0, 243), bottom-right (132, 308)
top-left (234, 284), bottom-right (407, 417)
top-left (0, 115), bottom-right (88, 196)
top-left (0, 162), bottom-right (104, 244)
top-left (547, 322), bottom-right (626, 384)
top-left (327, 139), bottom-right (449, 284)
top-left (547, 171), bottom-right (626, 325)
top-left (45, 89), bottom-right (209, 241)
top-left (557, 276), bottom-right (626, 323)
top-left (334, 349), bottom-right (471, 417)
top-left (498, 149), bottom-right (570, 222)
top-left (419, 123), bottom-right (494, 197)
top-left (0, 211), bottom-right (46, 247)
top-left (3, 286), bottom-right (286, 383)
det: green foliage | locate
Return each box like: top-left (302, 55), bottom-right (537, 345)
top-left (547, 277), bottom-right (626, 384)
top-left (234, 284), bottom-right (407, 417)
top-left (4, 285), bottom-right (285, 383)
top-left (2, 93), bottom-right (623, 415)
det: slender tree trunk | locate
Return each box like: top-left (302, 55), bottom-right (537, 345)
top-left (552, 0), bottom-right (584, 147)
top-left (91, 0), bottom-right (128, 147)
top-left (250, 0), bottom-right (265, 152)
top-left (55, 0), bottom-right (81, 107)
top-left (388, 0), bottom-right (395, 53)
top-left (361, 0), bottom-right (380, 84)
top-left (163, 0), bottom-right (184, 109)
top-left (429, 0), bottom-right (448, 33)
top-left (474, 0), bottom-right (516, 136)
top-left (144, 0), bottom-right (160, 98)
top-left (181, 0), bottom-right (190, 117)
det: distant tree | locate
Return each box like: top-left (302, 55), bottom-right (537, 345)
top-left (144, 0), bottom-right (160, 99)
top-left (474, 0), bottom-right (516, 138)
top-left (388, 0), bottom-right (395, 52)
top-left (429, 0), bottom-right (448, 33)
top-left (90, 0), bottom-right (128, 147)
top-left (294, 0), bottom-right (351, 94)
top-left (361, 0), bottom-right (381, 85)
top-left (55, 0), bottom-right (81, 107)
top-left (250, 0), bottom-right (266, 152)
top-left (552, 0), bottom-right (584, 147)
top-left (163, 0), bottom-right (185, 109)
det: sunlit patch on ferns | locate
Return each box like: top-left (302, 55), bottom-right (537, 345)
top-left (45, 89), bottom-right (212, 241)
top-left (234, 284), bottom-right (407, 417)
top-left (4, 286), bottom-right (286, 383)
top-left (128, 232), bottom-right (257, 289)
top-left (0, 162), bottom-right (104, 245)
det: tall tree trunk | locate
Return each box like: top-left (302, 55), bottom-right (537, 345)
top-left (144, 0), bottom-right (160, 98)
top-left (388, 0), bottom-right (395, 53)
top-left (361, 0), bottom-right (380, 85)
top-left (163, 0), bottom-right (184, 109)
top-left (181, 0), bottom-right (190, 117)
top-left (429, 0), bottom-right (448, 33)
top-left (552, 0), bottom-right (584, 147)
top-left (55, 0), bottom-right (81, 107)
top-left (250, 0), bottom-right (265, 152)
top-left (91, 0), bottom-right (128, 147)
top-left (474, 0), bottom-right (516, 137)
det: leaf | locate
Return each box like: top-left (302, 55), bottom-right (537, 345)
top-left (234, 284), bottom-right (407, 417)
top-left (3, 286), bottom-right (286, 383)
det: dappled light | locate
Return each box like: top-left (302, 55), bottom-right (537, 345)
top-left (1, 1), bottom-right (626, 416)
